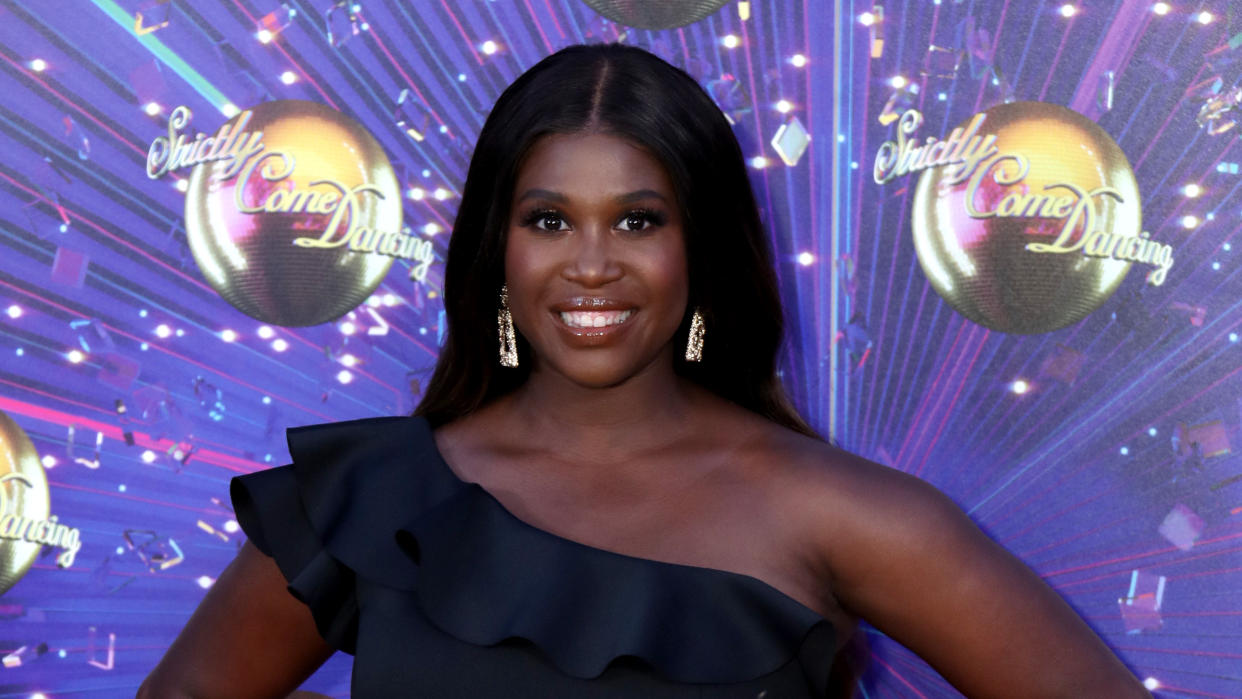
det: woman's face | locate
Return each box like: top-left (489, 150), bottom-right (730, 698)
top-left (504, 132), bottom-right (688, 388)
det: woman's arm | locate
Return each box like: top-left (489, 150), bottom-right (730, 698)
top-left (138, 541), bottom-right (335, 699)
top-left (804, 453), bottom-right (1149, 699)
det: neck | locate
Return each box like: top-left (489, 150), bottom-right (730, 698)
top-left (504, 349), bottom-right (699, 463)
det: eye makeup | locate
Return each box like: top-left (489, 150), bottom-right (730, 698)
top-left (516, 207), bottom-right (668, 232)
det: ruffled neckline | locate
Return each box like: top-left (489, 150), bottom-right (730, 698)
top-left (286, 415), bottom-right (835, 687)
top-left (417, 417), bottom-right (830, 623)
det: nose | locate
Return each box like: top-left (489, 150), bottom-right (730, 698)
top-left (561, 227), bottom-right (623, 287)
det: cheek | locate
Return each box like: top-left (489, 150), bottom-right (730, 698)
top-left (650, 238), bottom-right (689, 302)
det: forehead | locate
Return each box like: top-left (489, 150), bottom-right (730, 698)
top-left (513, 132), bottom-right (674, 200)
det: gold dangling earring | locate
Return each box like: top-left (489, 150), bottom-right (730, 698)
top-left (684, 308), bottom-right (705, 362)
top-left (498, 284), bottom-right (519, 368)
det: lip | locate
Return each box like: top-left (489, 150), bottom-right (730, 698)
top-left (550, 297), bottom-right (636, 312)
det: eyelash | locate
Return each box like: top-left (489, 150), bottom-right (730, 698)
top-left (518, 207), bottom-right (667, 233)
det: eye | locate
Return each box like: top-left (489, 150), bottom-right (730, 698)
top-left (617, 208), bottom-right (666, 233)
top-left (520, 208), bottom-right (569, 232)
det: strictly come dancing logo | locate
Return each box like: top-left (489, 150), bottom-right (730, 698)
top-left (147, 100), bottom-right (434, 327)
top-left (0, 411), bottom-right (82, 596)
top-left (874, 101), bottom-right (1174, 335)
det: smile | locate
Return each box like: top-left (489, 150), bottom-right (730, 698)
top-left (558, 309), bottom-right (634, 328)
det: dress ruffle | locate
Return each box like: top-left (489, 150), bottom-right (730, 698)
top-left (231, 415), bottom-right (835, 690)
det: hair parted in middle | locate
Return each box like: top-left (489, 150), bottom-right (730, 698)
top-left (415, 42), bottom-right (818, 439)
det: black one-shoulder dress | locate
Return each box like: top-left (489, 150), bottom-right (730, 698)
top-left (230, 415), bottom-right (841, 697)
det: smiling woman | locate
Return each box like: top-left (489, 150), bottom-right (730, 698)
top-left (140, 44), bottom-right (1151, 699)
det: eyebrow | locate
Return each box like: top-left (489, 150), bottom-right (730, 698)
top-left (515, 188), bottom-right (668, 205)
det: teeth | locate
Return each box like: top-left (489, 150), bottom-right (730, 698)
top-left (559, 309), bottom-right (633, 329)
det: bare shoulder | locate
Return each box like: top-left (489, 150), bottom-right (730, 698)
top-left (736, 417), bottom-right (1149, 698)
top-left (730, 415), bottom-right (958, 547)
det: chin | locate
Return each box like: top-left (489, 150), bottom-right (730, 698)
top-left (536, 348), bottom-right (659, 389)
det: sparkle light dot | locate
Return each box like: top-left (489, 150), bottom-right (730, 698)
top-left (433, 187), bottom-right (450, 200)
top-left (1120, 446), bottom-right (1129, 455)
top-left (457, 73), bottom-right (467, 82)
top-left (220, 103), bottom-right (240, 118)
top-left (1183, 183), bottom-right (1202, 198)
top-left (280, 70), bottom-right (297, 85)
top-left (341, 353), bottom-right (358, 367)
top-left (139, 309), bottom-right (148, 318)
top-left (223, 520), bottom-right (240, 533)
top-left (439, 125), bottom-right (448, 133)
top-left (115, 546), bottom-right (124, 555)
top-left (196, 575), bottom-right (215, 589)
top-left (262, 396), bottom-right (272, 404)
top-left (271, 338), bottom-right (288, 352)
top-left (889, 75), bottom-right (908, 89)
top-left (1197, 10), bottom-right (1213, 24)
top-left (366, 295), bottom-right (382, 308)
top-left (41, 455), bottom-right (57, 468)
top-left (29, 58), bottom-right (47, 72)
top-left (175, 328), bottom-right (185, 337)
top-left (1059, 4), bottom-right (1077, 18)
top-left (154, 324), bottom-right (171, 339)
top-left (1231, 332), bottom-right (1239, 343)
top-left (1212, 261), bottom-right (1221, 270)
top-left (256, 29), bottom-right (274, 43)
top-left (791, 54), bottom-right (807, 67)
top-left (422, 169), bottom-right (431, 178)
top-left (139, 342), bottom-right (149, 351)
top-left (750, 156), bottom-right (770, 169)
top-left (67, 349), bottom-right (85, 364)
top-left (722, 34), bottom-right (740, 48)
top-left (423, 222), bottom-right (442, 235)
top-left (938, 92), bottom-right (947, 101)
top-left (118, 484), bottom-right (127, 492)
top-left (340, 321), bottom-right (356, 336)
top-left (30, 693), bottom-right (48, 699)
top-left (797, 252), bottom-right (815, 266)
top-left (1182, 214), bottom-right (1200, 229)
top-left (141, 450), bottom-right (156, 463)
top-left (383, 293), bottom-right (398, 306)
top-left (481, 40), bottom-right (498, 55)
top-left (337, 369), bottom-right (354, 384)
top-left (58, 223), bottom-right (68, 233)
top-left (144, 102), bottom-right (161, 116)
top-left (220, 329), bottom-right (237, 342)
top-left (15, 348), bottom-right (23, 356)
top-left (776, 99), bottom-right (793, 113)
top-left (1152, 2), bottom-right (1170, 15)
top-left (1011, 379), bottom-right (1029, 394)
top-left (175, 179), bottom-right (189, 193)
top-left (407, 187), bottom-right (425, 200)
top-left (1148, 427), bottom-right (1158, 437)
top-left (257, 325), bottom-right (275, 339)
top-left (1224, 242), bottom-right (1232, 251)
top-left (1143, 678), bottom-right (1160, 691)
top-left (6, 305), bottom-right (21, 319)
top-left (858, 11), bottom-right (877, 25)
top-left (57, 649), bottom-right (66, 658)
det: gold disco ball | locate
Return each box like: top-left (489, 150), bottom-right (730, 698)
top-left (186, 100), bottom-right (402, 327)
top-left (0, 411), bottom-right (50, 596)
top-left (581, 0), bottom-right (730, 29)
top-left (911, 101), bottom-right (1142, 335)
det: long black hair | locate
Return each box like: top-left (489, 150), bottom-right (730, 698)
top-left (415, 43), bottom-right (818, 439)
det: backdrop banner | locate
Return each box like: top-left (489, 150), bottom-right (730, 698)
top-left (0, 1), bottom-right (1238, 696)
